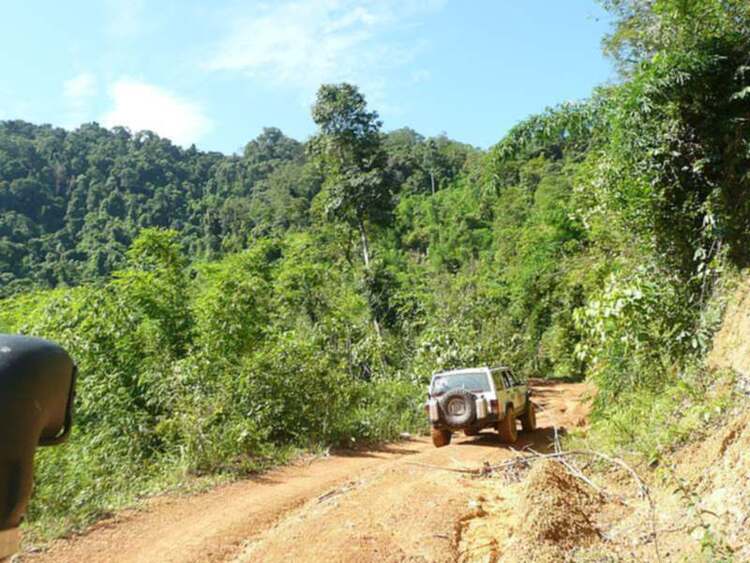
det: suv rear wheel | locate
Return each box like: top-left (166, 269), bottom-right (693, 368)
top-left (431, 428), bottom-right (451, 448)
top-left (439, 389), bottom-right (476, 427)
top-left (498, 406), bottom-right (518, 444)
top-left (521, 402), bottom-right (536, 432)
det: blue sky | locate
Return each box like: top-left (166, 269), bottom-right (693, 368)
top-left (0, 1), bottom-right (614, 153)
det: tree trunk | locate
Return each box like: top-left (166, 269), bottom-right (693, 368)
top-left (430, 171), bottom-right (436, 196)
top-left (372, 316), bottom-right (382, 340)
top-left (358, 218), bottom-right (371, 269)
top-left (357, 218), bottom-right (382, 339)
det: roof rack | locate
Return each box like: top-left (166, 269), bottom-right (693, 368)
top-left (430, 365), bottom-right (512, 376)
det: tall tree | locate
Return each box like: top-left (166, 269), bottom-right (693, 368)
top-left (600, 0), bottom-right (750, 76)
top-left (309, 83), bottom-right (393, 270)
top-left (421, 138), bottom-right (440, 196)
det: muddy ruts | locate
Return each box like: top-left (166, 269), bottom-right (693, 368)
top-left (0, 334), bottom-right (76, 530)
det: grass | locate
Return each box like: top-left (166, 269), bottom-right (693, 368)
top-left (568, 367), bottom-right (737, 467)
top-left (23, 442), bottom-right (304, 545)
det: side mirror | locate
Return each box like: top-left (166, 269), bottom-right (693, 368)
top-left (0, 335), bottom-right (76, 559)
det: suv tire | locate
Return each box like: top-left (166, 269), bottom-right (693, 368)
top-left (498, 405), bottom-right (518, 444)
top-left (439, 389), bottom-right (476, 427)
top-left (431, 428), bottom-right (451, 448)
top-left (521, 402), bottom-right (536, 432)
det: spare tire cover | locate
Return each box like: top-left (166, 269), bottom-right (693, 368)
top-left (439, 389), bottom-right (476, 427)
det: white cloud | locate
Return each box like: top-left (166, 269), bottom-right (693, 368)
top-left (102, 79), bottom-right (212, 146)
top-left (63, 72), bottom-right (98, 127)
top-left (205, 0), bottom-right (445, 105)
top-left (64, 72), bottom-right (97, 101)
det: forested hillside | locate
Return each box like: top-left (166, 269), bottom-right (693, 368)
top-left (1, 0), bottom-right (749, 541)
top-left (0, 121), bottom-right (473, 295)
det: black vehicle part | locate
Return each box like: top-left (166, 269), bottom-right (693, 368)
top-left (439, 389), bottom-right (476, 427)
top-left (0, 334), bottom-right (76, 532)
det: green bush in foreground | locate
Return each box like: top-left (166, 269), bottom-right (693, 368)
top-left (10, 229), bottom-right (426, 540)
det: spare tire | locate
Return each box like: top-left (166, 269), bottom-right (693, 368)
top-left (439, 389), bottom-right (476, 427)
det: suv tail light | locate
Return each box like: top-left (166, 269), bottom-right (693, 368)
top-left (489, 399), bottom-right (498, 414)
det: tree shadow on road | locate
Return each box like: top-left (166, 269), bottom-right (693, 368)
top-left (454, 426), bottom-right (558, 454)
top-left (332, 440), bottom-right (425, 459)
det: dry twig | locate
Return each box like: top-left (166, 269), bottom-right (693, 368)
top-left (409, 446), bottom-right (662, 563)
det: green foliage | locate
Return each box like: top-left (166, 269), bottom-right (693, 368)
top-left (0, 100), bottom-right (471, 297)
top-left (574, 266), bottom-right (694, 397)
top-left (492, 100), bottom-right (603, 163)
top-left (600, 0), bottom-right (750, 76)
top-left (576, 361), bottom-right (735, 463)
top-left (309, 83), bottom-right (393, 232)
top-left (8, 229), bottom-right (425, 539)
top-left (0, 123), bottom-right (314, 295)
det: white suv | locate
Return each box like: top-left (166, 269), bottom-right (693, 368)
top-left (425, 366), bottom-right (536, 447)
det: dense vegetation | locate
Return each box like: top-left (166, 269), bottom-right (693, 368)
top-left (0, 120), bottom-right (474, 296)
top-left (1, 0), bottom-right (748, 538)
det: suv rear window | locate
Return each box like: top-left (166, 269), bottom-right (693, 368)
top-left (431, 372), bottom-right (491, 396)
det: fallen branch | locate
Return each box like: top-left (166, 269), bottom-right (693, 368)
top-left (409, 446), bottom-right (662, 563)
top-left (526, 442), bottom-right (620, 504)
top-left (405, 461), bottom-right (491, 474)
top-left (568, 450), bottom-right (662, 563)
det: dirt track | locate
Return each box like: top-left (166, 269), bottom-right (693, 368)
top-left (26, 380), bottom-right (591, 563)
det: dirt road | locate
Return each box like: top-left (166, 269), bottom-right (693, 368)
top-left (27, 380), bottom-right (591, 563)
